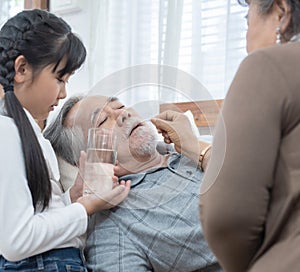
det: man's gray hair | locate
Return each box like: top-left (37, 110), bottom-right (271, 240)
top-left (44, 96), bottom-right (85, 166)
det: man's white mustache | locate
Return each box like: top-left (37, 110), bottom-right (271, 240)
top-left (121, 117), bottom-right (144, 138)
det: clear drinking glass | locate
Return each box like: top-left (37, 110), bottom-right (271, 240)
top-left (83, 128), bottom-right (117, 196)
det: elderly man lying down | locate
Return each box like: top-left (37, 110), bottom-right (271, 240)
top-left (44, 95), bottom-right (222, 272)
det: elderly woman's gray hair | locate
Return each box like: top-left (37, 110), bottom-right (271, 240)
top-left (238, 0), bottom-right (300, 40)
top-left (44, 96), bottom-right (85, 166)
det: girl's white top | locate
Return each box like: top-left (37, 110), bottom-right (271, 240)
top-left (0, 100), bottom-right (87, 261)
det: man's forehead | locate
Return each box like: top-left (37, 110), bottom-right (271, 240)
top-left (81, 96), bottom-right (111, 110)
top-left (65, 95), bottom-right (114, 127)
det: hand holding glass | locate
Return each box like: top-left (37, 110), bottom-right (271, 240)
top-left (83, 128), bottom-right (117, 196)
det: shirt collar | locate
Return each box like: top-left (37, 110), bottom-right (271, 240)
top-left (23, 108), bottom-right (42, 135)
top-left (121, 153), bottom-right (184, 187)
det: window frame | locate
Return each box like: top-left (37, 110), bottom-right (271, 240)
top-left (24, 0), bottom-right (49, 10)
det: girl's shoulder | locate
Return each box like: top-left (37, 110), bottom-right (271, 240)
top-left (0, 98), bottom-right (6, 115)
top-left (0, 113), bottom-right (19, 138)
top-left (0, 98), bottom-right (15, 129)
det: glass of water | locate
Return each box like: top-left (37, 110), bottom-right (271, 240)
top-left (83, 127), bottom-right (117, 196)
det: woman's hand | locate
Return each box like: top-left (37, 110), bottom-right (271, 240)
top-left (151, 110), bottom-right (201, 160)
top-left (151, 110), bottom-right (211, 170)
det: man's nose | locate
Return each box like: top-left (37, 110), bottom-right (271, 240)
top-left (116, 109), bottom-right (131, 126)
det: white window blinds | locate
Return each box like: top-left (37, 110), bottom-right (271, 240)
top-left (85, 0), bottom-right (248, 101)
top-left (162, 0), bottom-right (247, 98)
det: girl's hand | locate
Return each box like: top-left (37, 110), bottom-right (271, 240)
top-left (73, 151), bottom-right (131, 215)
top-left (77, 180), bottom-right (131, 215)
top-left (69, 151), bottom-right (86, 203)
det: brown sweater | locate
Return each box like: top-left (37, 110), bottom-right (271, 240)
top-left (200, 41), bottom-right (300, 272)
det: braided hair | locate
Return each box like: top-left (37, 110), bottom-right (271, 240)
top-left (0, 9), bottom-right (86, 210)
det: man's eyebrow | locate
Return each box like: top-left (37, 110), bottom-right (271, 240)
top-left (90, 97), bottom-right (120, 124)
top-left (107, 96), bottom-right (119, 102)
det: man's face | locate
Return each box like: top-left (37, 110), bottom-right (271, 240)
top-left (65, 95), bottom-right (158, 169)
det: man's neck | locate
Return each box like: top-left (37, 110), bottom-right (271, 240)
top-left (114, 152), bottom-right (169, 177)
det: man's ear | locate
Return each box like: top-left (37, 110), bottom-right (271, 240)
top-left (276, 0), bottom-right (292, 35)
top-left (14, 55), bottom-right (31, 83)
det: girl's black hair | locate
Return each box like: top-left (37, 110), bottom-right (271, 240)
top-left (0, 9), bottom-right (86, 210)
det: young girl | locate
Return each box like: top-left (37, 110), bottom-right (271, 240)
top-left (0, 9), bottom-right (130, 271)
